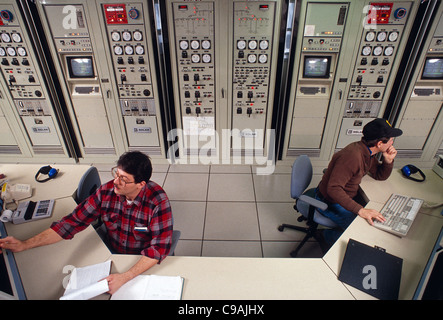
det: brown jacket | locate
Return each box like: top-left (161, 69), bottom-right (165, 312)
top-left (318, 141), bottom-right (393, 214)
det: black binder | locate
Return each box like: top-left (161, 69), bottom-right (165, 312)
top-left (338, 238), bottom-right (403, 300)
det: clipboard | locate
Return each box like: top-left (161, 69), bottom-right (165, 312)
top-left (338, 238), bottom-right (403, 300)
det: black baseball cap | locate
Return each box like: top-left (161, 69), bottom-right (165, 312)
top-left (363, 118), bottom-right (403, 141)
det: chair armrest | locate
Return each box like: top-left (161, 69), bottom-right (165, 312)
top-left (298, 195), bottom-right (328, 211)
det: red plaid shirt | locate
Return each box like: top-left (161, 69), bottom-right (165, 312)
top-left (51, 180), bottom-right (172, 262)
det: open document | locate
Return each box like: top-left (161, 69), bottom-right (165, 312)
top-left (60, 260), bottom-right (111, 300)
top-left (111, 274), bottom-right (184, 300)
top-left (60, 260), bottom-right (183, 300)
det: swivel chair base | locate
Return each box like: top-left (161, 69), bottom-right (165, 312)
top-left (278, 220), bottom-right (324, 257)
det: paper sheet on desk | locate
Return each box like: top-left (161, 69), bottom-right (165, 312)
top-left (111, 275), bottom-right (184, 300)
top-left (60, 260), bottom-right (111, 300)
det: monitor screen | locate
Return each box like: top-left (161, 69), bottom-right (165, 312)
top-left (67, 56), bottom-right (95, 79)
top-left (303, 56), bottom-right (331, 79)
top-left (421, 57), bottom-right (443, 80)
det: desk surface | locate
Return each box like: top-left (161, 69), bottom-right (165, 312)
top-left (110, 255), bottom-right (352, 300)
top-left (0, 164), bottom-right (91, 201)
top-left (2, 165), bottom-right (442, 300)
top-left (324, 169), bottom-right (443, 300)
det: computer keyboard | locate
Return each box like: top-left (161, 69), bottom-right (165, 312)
top-left (374, 194), bottom-right (423, 237)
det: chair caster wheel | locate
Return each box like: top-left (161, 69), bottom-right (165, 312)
top-left (277, 225), bottom-right (284, 232)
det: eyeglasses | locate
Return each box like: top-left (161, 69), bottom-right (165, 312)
top-left (111, 167), bottom-right (136, 187)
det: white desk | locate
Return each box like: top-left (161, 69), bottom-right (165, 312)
top-left (324, 169), bottom-right (443, 300)
top-left (110, 255), bottom-right (352, 300)
top-left (0, 164), bottom-right (91, 201)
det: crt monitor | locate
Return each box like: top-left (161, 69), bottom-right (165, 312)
top-left (303, 56), bottom-right (331, 79)
top-left (66, 56), bottom-right (95, 79)
top-left (421, 57), bottom-right (443, 80)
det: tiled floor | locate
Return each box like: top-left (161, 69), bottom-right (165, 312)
top-left (96, 163), bottom-right (325, 259)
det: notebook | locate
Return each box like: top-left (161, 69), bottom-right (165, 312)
top-left (338, 238), bottom-right (403, 300)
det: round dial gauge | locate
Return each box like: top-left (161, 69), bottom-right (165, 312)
top-left (202, 54), bottom-right (211, 63)
top-left (365, 31), bottom-right (375, 42)
top-left (7, 47), bottom-right (16, 56)
top-left (133, 31), bottom-right (143, 41)
top-left (258, 54), bottom-right (267, 63)
top-left (114, 45), bottom-right (123, 55)
top-left (377, 32), bottom-right (387, 42)
top-left (179, 40), bottom-right (188, 50)
top-left (135, 45), bottom-right (144, 55)
top-left (201, 40), bottom-right (211, 50)
top-left (259, 40), bottom-right (269, 50)
top-left (361, 46), bottom-right (372, 56)
top-left (111, 32), bottom-right (121, 41)
top-left (124, 45), bottom-right (134, 55)
top-left (122, 31), bottom-right (132, 41)
top-left (247, 54), bottom-right (257, 63)
top-left (0, 48), bottom-right (5, 56)
top-left (17, 47), bottom-right (27, 56)
top-left (190, 40), bottom-right (200, 50)
top-left (191, 54), bottom-right (200, 63)
top-left (373, 46), bottom-right (383, 56)
top-left (237, 40), bottom-right (246, 50)
top-left (11, 33), bottom-right (21, 43)
top-left (388, 32), bottom-right (399, 42)
top-left (1, 33), bottom-right (11, 43)
top-left (384, 46), bottom-right (394, 56)
top-left (248, 40), bottom-right (257, 50)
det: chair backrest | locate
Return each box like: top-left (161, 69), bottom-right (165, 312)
top-left (290, 155), bottom-right (313, 199)
top-left (76, 166), bottom-right (101, 204)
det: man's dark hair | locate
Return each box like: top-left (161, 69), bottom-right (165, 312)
top-left (117, 151), bottom-right (152, 183)
top-left (361, 136), bottom-right (391, 148)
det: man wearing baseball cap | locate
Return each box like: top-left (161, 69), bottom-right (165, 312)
top-left (315, 118), bottom-right (403, 251)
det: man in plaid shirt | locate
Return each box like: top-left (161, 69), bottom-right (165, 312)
top-left (0, 151), bottom-right (173, 294)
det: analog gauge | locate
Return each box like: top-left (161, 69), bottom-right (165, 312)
top-left (1, 33), bottom-right (10, 43)
top-left (125, 45), bottom-right (134, 55)
top-left (11, 33), bottom-right (21, 43)
top-left (191, 54), bottom-right (200, 63)
top-left (0, 47), bottom-right (5, 56)
top-left (259, 40), bottom-right (269, 50)
top-left (133, 31), bottom-right (143, 41)
top-left (377, 31), bottom-right (387, 42)
top-left (384, 46), bottom-right (394, 56)
top-left (373, 46), bottom-right (383, 56)
top-left (122, 31), bottom-right (132, 41)
top-left (111, 32), bottom-right (120, 42)
top-left (190, 40), bottom-right (200, 50)
top-left (258, 54), bottom-right (267, 64)
top-left (365, 31), bottom-right (375, 42)
top-left (202, 40), bottom-right (211, 50)
top-left (179, 40), bottom-right (188, 50)
top-left (361, 46), bottom-right (372, 56)
top-left (388, 31), bottom-right (399, 42)
top-left (248, 40), bottom-right (257, 50)
top-left (135, 45), bottom-right (144, 55)
top-left (7, 47), bottom-right (16, 56)
top-left (17, 47), bottom-right (26, 56)
top-left (114, 45), bottom-right (123, 55)
top-left (202, 54), bottom-right (211, 63)
top-left (247, 54), bottom-right (257, 63)
top-left (237, 40), bottom-right (246, 50)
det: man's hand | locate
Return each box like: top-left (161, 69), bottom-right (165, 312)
top-left (383, 145), bottom-right (398, 164)
top-left (357, 208), bottom-right (386, 225)
top-left (0, 236), bottom-right (27, 253)
top-left (105, 273), bottom-right (132, 295)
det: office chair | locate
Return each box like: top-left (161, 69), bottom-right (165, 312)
top-left (278, 155), bottom-right (337, 257)
top-left (75, 166), bottom-right (101, 204)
